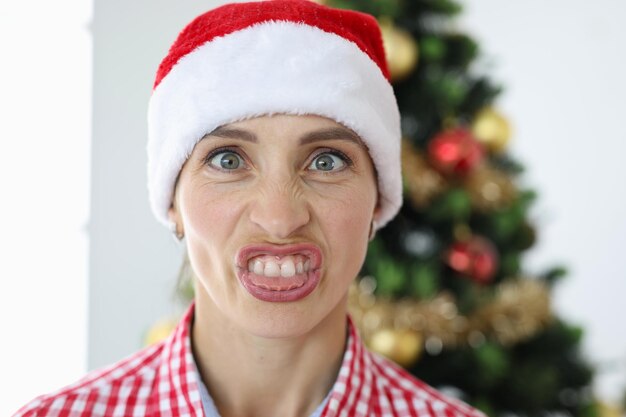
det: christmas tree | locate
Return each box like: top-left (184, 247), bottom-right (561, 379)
top-left (146, 0), bottom-right (601, 415)
top-left (316, 0), bottom-right (598, 415)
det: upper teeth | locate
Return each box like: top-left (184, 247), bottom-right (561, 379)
top-left (247, 255), bottom-right (311, 278)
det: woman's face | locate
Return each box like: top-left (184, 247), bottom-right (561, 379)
top-left (170, 114), bottom-right (379, 338)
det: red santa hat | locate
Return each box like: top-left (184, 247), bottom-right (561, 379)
top-left (148, 0), bottom-right (402, 230)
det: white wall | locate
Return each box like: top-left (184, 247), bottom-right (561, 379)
top-left (90, 0), bottom-right (626, 405)
top-left (89, 0), bottom-right (246, 369)
top-left (0, 1), bottom-right (91, 415)
top-left (459, 0), bottom-right (626, 403)
top-left (91, 0), bottom-right (195, 369)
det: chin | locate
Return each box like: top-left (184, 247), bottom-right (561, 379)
top-left (238, 313), bottom-right (319, 339)
top-left (248, 294), bottom-right (347, 340)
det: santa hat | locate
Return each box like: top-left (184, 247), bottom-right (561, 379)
top-left (148, 0), bottom-right (402, 230)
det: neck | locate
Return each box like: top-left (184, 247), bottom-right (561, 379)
top-left (191, 294), bottom-right (347, 417)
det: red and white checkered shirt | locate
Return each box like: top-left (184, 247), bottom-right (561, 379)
top-left (14, 305), bottom-right (486, 417)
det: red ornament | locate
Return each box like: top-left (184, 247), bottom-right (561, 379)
top-left (445, 236), bottom-right (498, 284)
top-left (427, 128), bottom-right (484, 176)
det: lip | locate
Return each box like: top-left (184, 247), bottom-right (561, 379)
top-left (235, 243), bottom-right (323, 302)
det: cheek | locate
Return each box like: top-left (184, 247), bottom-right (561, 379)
top-left (320, 178), bottom-right (377, 228)
top-left (179, 186), bottom-right (251, 305)
top-left (180, 185), bottom-right (244, 238)
top-left (324, 196), bottom-right (371, 236)
top-left (317, 182), bottom-right (377, 264)
top-left (179, 186), bottom-right (248, 279)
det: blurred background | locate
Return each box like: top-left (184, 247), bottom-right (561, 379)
top-left (1, 0), bottom-right (624, 415)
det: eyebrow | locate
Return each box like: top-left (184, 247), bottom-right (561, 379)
top-left (208, 126), bottom-right (257, 143)
top-left (207, 125), bottom-right (365, 148)
top-left (299, 127), bottom-right (364, 147)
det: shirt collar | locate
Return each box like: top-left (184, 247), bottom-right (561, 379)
top-left (158, 303), bottom-right (370, 417)
top-left (322, 315), bottom-right (373, 416)
top-left (157, 304), bottom-right (204, 416)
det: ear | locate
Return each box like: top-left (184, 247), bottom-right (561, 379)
top-left (168, 202), bottom-right (185, 241)
top-left (368, 197), bottom-right (383, 242)
top-left (168, 205), bottom-right (178, 224)
top-left (168, 188), bottom-right (182, 226)
top-left (372, 193), bottom-right (383, 222)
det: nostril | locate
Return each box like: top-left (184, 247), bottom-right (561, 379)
top-left (248, 191), bottom-right (310, 238)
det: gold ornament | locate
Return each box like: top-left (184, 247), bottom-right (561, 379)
top-left (402, 139), bottom-right (446, 208)
top-left (349, 277), bottom-right (552, 351)
top-left (470, 279), bottom-right (552, 345)
top-left (453, 223), bottom-right (472, 241)
top-left (379, 17), bottom-right (419, 82)
top-left (369, 328), bottom-right (423, 367)
top-left (471, 107), bottom-right (512, 153)
top-left (465, 165), bottom-right (517, 211)
top-left (144, 318), bottom-right (178, 347)
top-left (597, 401), bottom-right (623, 417)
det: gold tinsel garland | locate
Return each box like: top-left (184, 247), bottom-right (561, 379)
top-left (402, 138), bottom-right (518, 213)
top-left (401, 139), bottom-right (446, 208)
top-left (349, 277), bottom-right (552, 361)
top-left (146, 278), bottom-right (552, 365)
top-left (465, 165), bottom-right (517, 212)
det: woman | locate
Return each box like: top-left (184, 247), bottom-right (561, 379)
top-left (15, 1), bottom-right (485, 416)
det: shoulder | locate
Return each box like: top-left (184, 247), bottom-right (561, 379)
top-left (12, 342), bottom-right (165, 417)
top-left (366, 350), bottom-right (486, 417)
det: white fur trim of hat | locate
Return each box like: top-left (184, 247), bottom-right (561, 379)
top-left (147, 0), bottom-right (402, 231)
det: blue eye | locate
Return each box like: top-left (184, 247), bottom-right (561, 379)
top-left (309, 152), bottom-right (347, 172)
top-left (208, 151), bottom-right (244, 170)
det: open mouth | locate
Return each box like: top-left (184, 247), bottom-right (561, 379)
top-left (236, 243), bottom-right (322, 302)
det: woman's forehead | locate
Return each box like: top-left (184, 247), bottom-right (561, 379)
top-left (218, 113), bottom-right (349, 132)
top-left (206, 114), bottom-right (367, 148)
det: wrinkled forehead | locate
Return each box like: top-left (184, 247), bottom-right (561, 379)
top-left (203, 114), bottom-right (368, 150)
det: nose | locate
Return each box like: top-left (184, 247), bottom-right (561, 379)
top-left (248, 179), bottom-right (311, 239)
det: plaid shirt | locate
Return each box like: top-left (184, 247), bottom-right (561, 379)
top-left (14, 305), bottom-right (486, 417)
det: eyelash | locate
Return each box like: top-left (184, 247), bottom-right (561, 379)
top-left (204, 146), bottom-right (243, 172)
top-left (203, 146), bottom-right (353, 172)
top-left (310, 149), bottom-right (353, 171)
